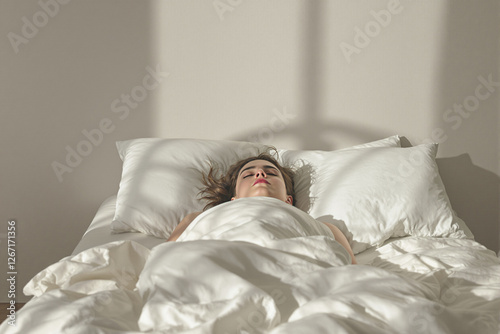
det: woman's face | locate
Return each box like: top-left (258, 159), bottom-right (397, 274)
top-left (231, 159), bottom-right (293, 204)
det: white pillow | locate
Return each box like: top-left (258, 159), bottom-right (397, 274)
top-left (304, 143), bottom-right (471, 254)
top-left (111, 139), bottom-right (266, 238)
top-left (278, 136), bottom-right (402, 213)
top-left (111, 136), bottom-right (401, 239)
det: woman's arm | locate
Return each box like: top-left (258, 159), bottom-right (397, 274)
top-left (321, 222), bottom-right (357, 264)
top-left (167, 212), bottom-right (202, 242)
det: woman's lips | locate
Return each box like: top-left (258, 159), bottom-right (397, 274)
top-left (253, 179), bottom-right (270, 185)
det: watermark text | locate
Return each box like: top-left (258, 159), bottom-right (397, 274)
top-left (6, 220), bottom-right (17, 326)
top-left (51, 64), bottom-right (169, 182)
top-left (7, 0), bottom-right (73, 54)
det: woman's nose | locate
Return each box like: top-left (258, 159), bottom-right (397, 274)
top-left (255, 169), bottom-right (266, 177)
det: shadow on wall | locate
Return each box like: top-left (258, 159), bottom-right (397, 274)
top-left (232, 0), bottom-right (500, 254)
top-left (234, 128), bottom-right (499, 254)
top-left (399, 139), bottom-right (498, 253)
top-left (231, 120), bottom-right (388, 151)
top-left (432, 0), bottom-right (500, 253)
top-left (230, 1), bottom-right (388, 152)
top-left (437, 155), bottom-right (500, 253)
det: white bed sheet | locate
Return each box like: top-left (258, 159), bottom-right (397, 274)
top-left (3, 197), bottom-right (499, 334)
top-left (73, 195), bottom-right (390, 267)
top-left (73, 195), bottom-right (381, 264)
top-left (72, 196), bottom-right (165, 255)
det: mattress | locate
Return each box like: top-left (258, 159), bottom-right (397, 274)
top-left (72, 196), bottom-right (164, 255)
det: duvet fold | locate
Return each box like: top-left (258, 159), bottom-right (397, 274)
top-left (3, 197), bottom-right (500, 333)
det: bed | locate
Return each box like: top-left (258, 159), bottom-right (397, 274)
top-left (3, 136), bottom-right (500, 333)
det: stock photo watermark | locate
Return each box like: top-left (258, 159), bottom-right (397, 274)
top-left (408, 303), bottom-right (447, 334)
top-left (213, 0), bottom-right (243, 21)
top-left (73, 267), bottom-right (139, 326)
top-left (6, 220), bottom-right (17, 326)
top-left (441, 74), bottom-right (499, 131)
top-left (246, 107), bottom-right (296, 145)
top-left (223, 289), bottom-right (287, 334)
top-left (408, 279), bottom-right (462, 334)
top-left (396, 73), bottom-right (499, 179)
top-left (340, 0), bottom-right (404, 64)
top-left (51, 64), bottom-right (169, 183)
top-left (7, 0), bottom-right (73, 54)
top-left (236, 106), bottom-right (296, 158)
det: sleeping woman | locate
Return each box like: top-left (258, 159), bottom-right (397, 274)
top-left (167, 150), bottom-right (357, 264)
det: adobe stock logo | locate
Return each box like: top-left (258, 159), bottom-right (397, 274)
top-left (394, 73), bottom-right (499, 181)
top-left (340, 0), bottom-right (404, 64)
top-left (442, 74), bottom-right (499, 131)
top-left (7, 0), bottom-right (72, 54)
top-left (213, 0), bottom-right (243, 21)
top-left (246, 107), bottom-right (296, 144)
top-left (235, 107), bottom-right (296, 158)
top-left (51, 64), bottom-right (169, 183)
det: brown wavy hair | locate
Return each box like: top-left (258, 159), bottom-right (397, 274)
top-left (199, 150), bottom-right (295, 211)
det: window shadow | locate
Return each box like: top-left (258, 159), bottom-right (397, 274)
top-left (437, 154), bottom-right (500, 253)
top-left (229, 0), bottom-right (389, 151)
top-left (432, 0), bottom-right (500, 254)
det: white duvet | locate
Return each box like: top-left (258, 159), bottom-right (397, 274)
top-left (3, 197), bottom-right (500, 333)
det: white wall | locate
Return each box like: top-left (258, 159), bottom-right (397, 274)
top-left (1, 0), bottom-right (498, 302)
top-left (1, 0), bottom-right (156, 302)
top-left (153, 0), bottom-right (499, 250)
